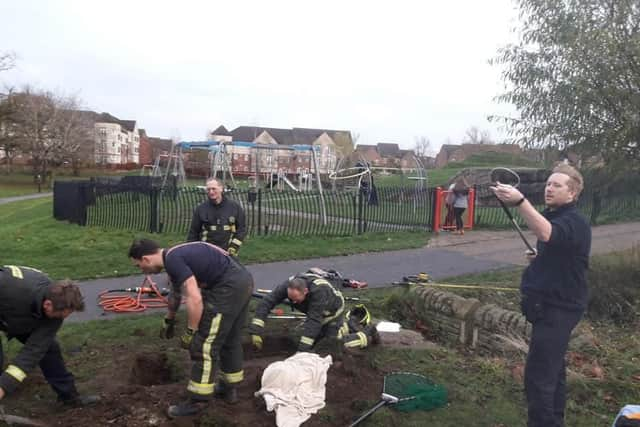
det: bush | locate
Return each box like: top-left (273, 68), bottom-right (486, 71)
top-left (586, 245), bottom-right (640, 324)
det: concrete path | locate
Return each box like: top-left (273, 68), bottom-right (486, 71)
top-left (68, 221), bottom-right (640, 323)
top-left (0, 192), bottom-right (52, 205)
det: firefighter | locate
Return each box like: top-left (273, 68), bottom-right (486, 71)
top-left (128, 239), bottom-right (254, 418)
top-left (187, 177), bottom-right (246, 257)
top-left (248, 272), bottom-right (378, 353)
top-left (0, 265), bottom-right (99, 406)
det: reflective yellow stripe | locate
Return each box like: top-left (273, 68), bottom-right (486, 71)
top-left (208, 225), bottom-right (218, 231)
top-left (344, 332), bottom-right (368, 349)
top-left (200, 229), bottom-right (208, 241)
top-left (187, 380), bottom-right (214, 395)
top-left (251, 318), bottom-right (265, 328)
top-left (6, 365), bottom-right (26, 382)
top-left (357, 331), bottom-right (368, 348)
top-left (200, 314), bottom-right (222, 386)
top-left (6, 266), bottom-right (23, 279)
top-left (231, 238), bottom-right (243, 246)
top-left (300, 336), bottom-right (315, 346)
top-left (338, 323), bottom-right (349, 339)
top-left (223, 225), bottom-right (231, 231)
top-left (222, 370), bottom-right (244, 384)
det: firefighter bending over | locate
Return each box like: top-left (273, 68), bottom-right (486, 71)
top-left (187, 177), bottom-right (246, 257)
top-left (248, 272), bottom-right (379, 353)
top-left (128, 239), bottom-right (254, 418)
top-left (0, 265), bottom-right (99, 406)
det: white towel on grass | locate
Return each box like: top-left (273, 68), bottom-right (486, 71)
top-left (255, 352), bottom-right (333, 427)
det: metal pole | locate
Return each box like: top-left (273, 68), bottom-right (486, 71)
top-left (311, 146), bottom-right (327, 226)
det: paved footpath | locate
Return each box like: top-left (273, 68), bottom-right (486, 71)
top-left (0, 192), bottom-right (52, 205)
top-left (68, 221), bottom-right (640, 323)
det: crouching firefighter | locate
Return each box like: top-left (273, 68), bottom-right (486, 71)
top-left (248, 273), bottom-right (379, 353)
top-left (0, 265), bottom-right (99, 406)
top-left (128, 239), bottom-right (254, 418)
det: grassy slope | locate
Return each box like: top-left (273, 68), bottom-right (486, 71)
top-left (0, 198), bottom-right (428, 280)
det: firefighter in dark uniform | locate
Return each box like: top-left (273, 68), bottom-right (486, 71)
top-left (248, 272), bottom-right (378, 353)
top-left (187, 177), bottom-right (246, 257)
top-left (128, 239), bottom-right (254, 418)
top-left (0, 265), bottom-right (98, 406)
top-left (492, 164), bottom-right (591, 427)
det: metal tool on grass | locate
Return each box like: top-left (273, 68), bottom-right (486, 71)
top-left (348, 372), bottom-right (447, 426)
top-left (489, 167), bottom-right (537, 254)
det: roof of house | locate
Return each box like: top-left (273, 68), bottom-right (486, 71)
top-left (211, 125), bottom-right (230, 136)
top-left (119, 120), bottom-right (136, 132)
top-left (229, 125), bottom-right (348, 146)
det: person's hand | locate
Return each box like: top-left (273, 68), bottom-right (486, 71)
top-left (228, 246), bottom-right (238, 257)
top-left (0, 386), bottom-right (5, 400)
top-left (251, 335), bottom-right (263, 351)
top-left (490, 182), bottom-right (525, 206)
top-left (180, 328), bottom-right (196, 349)
top-left (525, 249), bottom-right (537, 262)
top-left (160, 317), bottom-right (176, 339)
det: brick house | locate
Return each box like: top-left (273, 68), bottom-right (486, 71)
top-left (209, 125), bottom-right (352, 175)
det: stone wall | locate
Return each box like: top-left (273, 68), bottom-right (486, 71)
top-left (408, 286), bottom-right (531, 355)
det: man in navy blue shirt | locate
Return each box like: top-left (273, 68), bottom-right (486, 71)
top-left (128, 239), bottom-right (254, 418)
top-left (492, 163), bottom-right (591, 427)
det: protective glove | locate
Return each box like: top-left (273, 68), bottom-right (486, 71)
top-left (251, 335), bottom-right (263, 351)
top-left (160, 317), bottom-right (176, 339)
top-left (228, 246), bottom-right (238, 257)
top-left (180, 328), bottom-right (196, 349)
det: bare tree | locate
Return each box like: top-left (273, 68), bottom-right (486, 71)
top-left (7, 87), bottom-right (92, 180)
top-left (0, 51), bottom-right (16, 72)
top-left (463, 126), bottom-right (494, 144)
top-left (53, 97), bottom-right (95, 175)
top-left (413, 136), bottom-right (433, 157)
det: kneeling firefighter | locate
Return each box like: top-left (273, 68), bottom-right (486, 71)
top-left (248, 272), bottom-right (378, 352)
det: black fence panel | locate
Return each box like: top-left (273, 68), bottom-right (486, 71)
top-left (53, 180), bottom-right (92, 225)
top-left (54, 178), bottom-right (639, 236)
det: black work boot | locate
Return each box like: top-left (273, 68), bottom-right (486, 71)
top-left (214, 382), bottom-right (238, 405)
top-left (60, 394), bottom-right (101, 407)
top-left (167, 399), bottom-right (208, 418)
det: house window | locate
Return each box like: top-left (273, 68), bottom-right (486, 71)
top-left (244, 154), bottom-right (249, 161)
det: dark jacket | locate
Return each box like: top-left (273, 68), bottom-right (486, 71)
top-left (521, 203), bottom-right (592, 311)
top-left (187, 196), bottom-right (247, 253)
top-left (0, 266), bottom-right (62, 394)
top-left (249, 274), bottom-right (345, 351)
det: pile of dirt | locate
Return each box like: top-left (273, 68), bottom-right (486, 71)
top-left (10, 336), bottom-right (388, 427)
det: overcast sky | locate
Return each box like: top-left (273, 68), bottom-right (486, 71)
top-left (1, 0), bottom-right (519, 152)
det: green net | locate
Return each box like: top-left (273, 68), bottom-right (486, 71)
top-left (383, 372), bottom-right (448, 412)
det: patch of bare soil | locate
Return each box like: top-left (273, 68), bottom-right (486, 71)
top-left (7, 336), bottom-right (388, 427)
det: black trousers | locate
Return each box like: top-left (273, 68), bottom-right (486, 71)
top-left (523, 303), bottom-right (582, 427)
top-left (1, 335), bottom-right (78, 400)
top-left (453, 207), bottom-right (466, 231)
top-left (187, 260), bottom-right (254, 400)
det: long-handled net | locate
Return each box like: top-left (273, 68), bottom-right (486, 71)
top-left (489, 167), bottom-right (536, 254)
top-left (349, 372), bottom-right (447, 426)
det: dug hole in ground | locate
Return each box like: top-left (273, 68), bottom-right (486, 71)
top-left (6, 323), bottom-right (433, 427)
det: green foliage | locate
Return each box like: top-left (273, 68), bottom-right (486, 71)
top-left (493, 0), bottom-right (640, 161)
top-left (447, 151), bottom-right (539, 168)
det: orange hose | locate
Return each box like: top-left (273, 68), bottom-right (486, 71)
top-left (98, 276), bottom-right (170, 313)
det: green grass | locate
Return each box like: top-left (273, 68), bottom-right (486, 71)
top-left (0, 197), bottom-right (428, 280)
